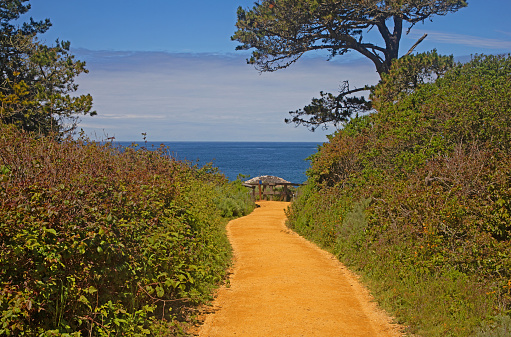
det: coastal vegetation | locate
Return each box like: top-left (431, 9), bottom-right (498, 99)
top-left (3, 0), bottom-right (510, 336)
top-left (0, 123), bottom-right (254, 335)
top-left (287, 54), bottom-right (511, 336)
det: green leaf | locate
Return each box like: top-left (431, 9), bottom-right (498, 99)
top-left (114, 318), bottom-right (127, 326)
top-left (78, 295), bottom-right (91, 310)
top-left (85, 286), bottom-right (97, 294)
top-left (43, 227), bottom-right (57, 236)
top-left (156, 286), bottom-right (164, 297)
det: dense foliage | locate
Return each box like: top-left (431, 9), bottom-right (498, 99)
top-left (0, 0), bottom-right (94, 135)
top-left (0, 124), bottom-right (254, 336)
top-left (287, 54), bottom-right (511, 336)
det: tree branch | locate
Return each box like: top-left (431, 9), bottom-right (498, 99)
top-left (404, 33), bottom-right (428, 56)
top-left (286, 81), bottom-right (374, 131)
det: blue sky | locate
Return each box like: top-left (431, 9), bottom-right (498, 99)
top-left (24, 1), bottom-right (511, 142)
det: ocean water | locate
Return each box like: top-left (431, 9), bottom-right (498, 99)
top-left (116, 142), bottom-right (321, 184)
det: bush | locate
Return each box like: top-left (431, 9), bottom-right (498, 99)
top-left (0, 125), bottom-right (254, 336)
top-left (287, 54), bottom-right (511, 336)
top-left (214, 180), bottom-right (255, 218)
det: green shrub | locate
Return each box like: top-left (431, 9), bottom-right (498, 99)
top-left (287, 54), bottom-right (511, 336)
top-left (214, 180), bottom-right (255, 218)
top-left (0, 124), bottom-right (254, 336)
top-left (476, 315), bottom-right (511, 337)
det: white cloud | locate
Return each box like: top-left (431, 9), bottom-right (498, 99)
top-left (411, 30), bottom-right (511, 50)
top-left (496, 30), bottom-right (511, 38)
top-left (74, 50), bottom-right (378, 141)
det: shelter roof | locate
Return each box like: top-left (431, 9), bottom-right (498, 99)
top-left (244, 175), bottom-right (292, 185)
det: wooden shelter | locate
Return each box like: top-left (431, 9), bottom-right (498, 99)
top-left (243, 175), bottom-right (301, 201)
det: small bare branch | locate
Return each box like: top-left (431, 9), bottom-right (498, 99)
top-left (404, 34), bottom-right (428, 56)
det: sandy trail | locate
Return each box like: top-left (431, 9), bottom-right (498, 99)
top-left (197, 201), bottom-right (402, 337)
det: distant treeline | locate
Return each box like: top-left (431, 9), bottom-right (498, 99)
top-left (287, 54), bottom-right (511, 336)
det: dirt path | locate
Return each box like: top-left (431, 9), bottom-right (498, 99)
top-left (197, 201), bottom-right (403, 337)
